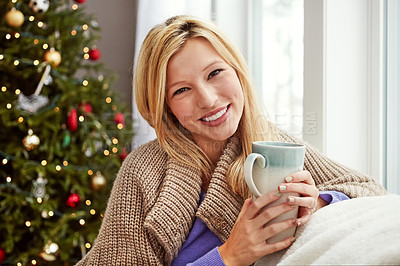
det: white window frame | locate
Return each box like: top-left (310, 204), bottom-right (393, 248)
top-left (386, 0), bottom-right (400, 193)
top-left (303, 0), bottom-right (385, 185)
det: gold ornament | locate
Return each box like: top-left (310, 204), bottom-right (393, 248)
top-left (91, 171), bottom-right (106, 190)
top-left (5, 9), bottom-right (24, 28)
top-left (22, 129), bottom-right (40, 151)
top-left (40, 241), bottom-right (59, 261)
top-left (44, 48), bottom-right (61, 67)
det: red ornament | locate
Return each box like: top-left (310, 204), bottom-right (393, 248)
top-left (114, 112), bottom-right (125, 127)
top-left (89, 48), bottom-right (101, 61)
top-left (74, 0), bottom-right (86, 3)
top-left (79, 102), bottom-right (92, 114)
top-left (0, 248), bottom-right (5, 264)
top-left (119, 147), bottom-right (128, 161)
top-left (67, 108), bottom-right (78, 132)
top-left (66, 193), bottom-right (81, 208)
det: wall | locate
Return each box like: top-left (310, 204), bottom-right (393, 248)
top-left (84, 0), bottom-right (137, 110)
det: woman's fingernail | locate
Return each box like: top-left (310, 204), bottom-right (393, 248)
top-left (274, 190), bottom-right (282, 197)
top-left (288, 196), bottom-right (295, 203)
top-left (291, 237), bottom-right (297, 243)
top-left (297, 221), bottom-right (301, 226)
top-left (285, 176), bottom-right (293, 182)
top-left (279, 185), bottom-right (287, 191)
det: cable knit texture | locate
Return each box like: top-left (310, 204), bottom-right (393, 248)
top-left (76, 130), bottom-right (386, 265)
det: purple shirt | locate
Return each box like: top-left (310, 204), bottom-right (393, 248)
top-left (171, 191), bottom-right (349, 265)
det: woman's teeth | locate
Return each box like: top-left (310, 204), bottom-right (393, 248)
top-left (201, 106), bottom-right (228, 122)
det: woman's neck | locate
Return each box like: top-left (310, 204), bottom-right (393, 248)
top-left (198, 140), bottom-right (226, 166)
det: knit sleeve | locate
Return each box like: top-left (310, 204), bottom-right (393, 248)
top-left (277, 130), bottom-right (387, 198)
top-left (75, 141), bottom-right (166, 265)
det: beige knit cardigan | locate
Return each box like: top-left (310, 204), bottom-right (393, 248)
top-left (76, 131), bottom-right (386, 265)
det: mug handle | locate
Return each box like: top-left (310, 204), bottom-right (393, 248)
top-left (244, 153), bottom-right (267, 198)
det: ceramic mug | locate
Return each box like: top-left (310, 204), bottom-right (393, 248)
top-left (244, 141), bottom-right (306, 243)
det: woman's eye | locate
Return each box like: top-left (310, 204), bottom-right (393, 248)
top-left (208, 69), bottom-right (223, 79)
top-left (173, 87), bottom-right (189, 96)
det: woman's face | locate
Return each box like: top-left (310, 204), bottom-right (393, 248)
top-left (166, 37), bottom-right (244, 149)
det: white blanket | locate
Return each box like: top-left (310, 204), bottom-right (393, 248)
top-left (255, 194), bottom-right (400, 265)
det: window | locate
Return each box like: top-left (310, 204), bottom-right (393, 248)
top-left (249, 0), bottom-right (304, 137)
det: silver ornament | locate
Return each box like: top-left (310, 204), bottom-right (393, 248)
top-left (32, 174), bottom-right (47, 198)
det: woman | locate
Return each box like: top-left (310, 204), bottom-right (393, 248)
top-left (76, 15), bottom-right (386, 265)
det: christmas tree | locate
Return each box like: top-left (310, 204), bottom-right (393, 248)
top-left (0, 0), bottom-right (133, 264)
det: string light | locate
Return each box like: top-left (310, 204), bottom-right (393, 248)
top-left (29, 16), bottom-right (35, 21)
top-left (37, 198), bottom-right (43, 204)
top-left (79, 219), bottom-right (85, 225)
top-left (6, 103), bottom-right (12, 109)
top-left (33, 60), bottom-right (39, 65)
top-left (117, 123), bottom-right (124, 129)
top-left (14, 60), bottom-right (20, 66)
top-left (112, 105), bottom-right (117, 111)
top-left (85, 243), bottom-right (91, 249)
top-left (48, 211), bottom-right (54, 217)
top-left (2, 159), bottom-right (8, 165)
top-left (0, 54), bottom-right (3, 60)
top-left (71, 30), bottom-right (77, 36)
top-left (105, 97), bottom-right (112, 103)
top-left (12, 0), bottom-right (17, 3)
top-left (42, 43), bottom-right (48, 49)
top-left (37, 21), bottom-right (44, 27)
top-left (15, 32), bottom-right (20, 38)
top-left (17, 263), bottom-right (22, 266)
top-left (112, 147), bottom-right (118, 153)
top-left (63, 160), bottom-right (68, 166)
top-left (41, 160), bottom-right (47, 166)
top-left (82, 80), bottom-right (88, 86)
top-left (55, 165), bottom-right (62, 171)
top-left (90, 209), bottom-right (96, 215)
top-left (31, 260), bottom-right (37, 265)
top-left (54, 107), bottom-right (60, 112)
top-left (34, 39), bottom-right (39, 44)
top-left (1, 86), bottom-right (7, 92)
top-left (85, 200), bottom-right (91, 206)
top-left (88, 170), bottom-right (93, 175)
top-left (72, 4), bottom-right (78, 10)
top-left (6, 176), bottom-right (11, 182)
top-left (82, 24), bottom-right (89, 30)
top-left (112, 138), bottom-right (118, 144)
top-left (18, 117), bottom-right (24, 123)
top-left (78, 115), bottom-right (84, 122)
top-left (6, 34), bottom-right (11, 39)
top-left (15, 89), bottom-right (21, 94)
top-left (25, 221), bottom-right (31, 227)
top-left (103, 150), bottom-right (110, 156)
top-left (84, 54), bottom-right (89, 60)
top-left (83, 47), bottom-right (89, 53)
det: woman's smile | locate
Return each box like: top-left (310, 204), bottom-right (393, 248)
top-left (199, 104), bottom-right (230, 126)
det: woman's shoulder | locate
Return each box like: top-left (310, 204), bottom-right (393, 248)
top-left (118, 139), bottom-right (168, 182)
top-left (127, 139), bottom-right (166, 161)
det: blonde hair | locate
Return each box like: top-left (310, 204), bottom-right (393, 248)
top-left (134, 15), bottom-right (276, 198)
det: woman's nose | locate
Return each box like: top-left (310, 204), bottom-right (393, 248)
top-left (195, 83), bottom-right (218, 109)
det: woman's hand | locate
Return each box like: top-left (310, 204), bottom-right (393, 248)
top-left (218, 191), bottom-right (297, 266)
top-left (280, 170), bottom-right (326, 225)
